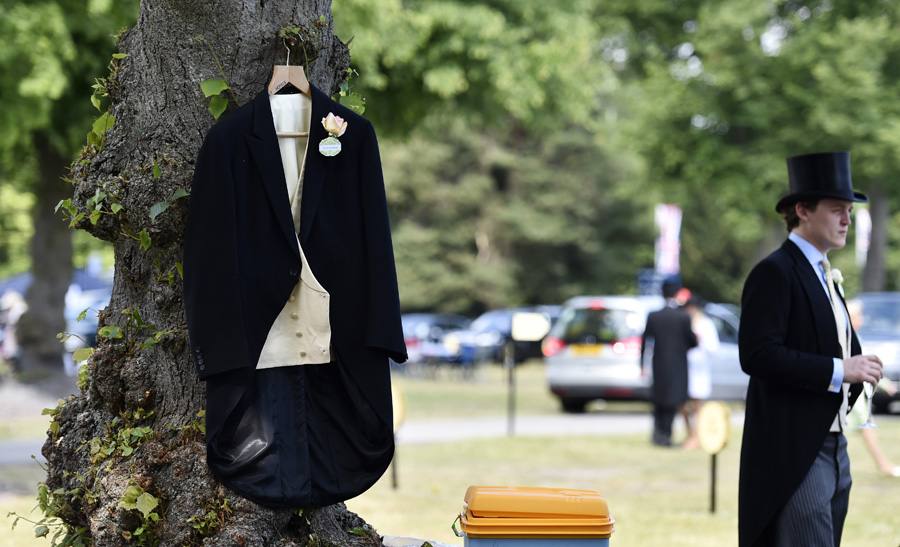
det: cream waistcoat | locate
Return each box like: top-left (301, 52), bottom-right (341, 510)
top-left (255, 93), bottom-right (332, 369)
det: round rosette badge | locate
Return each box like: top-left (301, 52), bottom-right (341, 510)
top-left (319, 112), bottom-right (347, 157)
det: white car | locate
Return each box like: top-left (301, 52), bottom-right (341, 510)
top-left (850, 292), bottom-right (900, 414)
top-left (544, 295), bottom-right (746, 413)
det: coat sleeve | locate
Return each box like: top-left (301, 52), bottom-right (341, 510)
top-left (640, 313), bottom-right (654, 374)
top-left (182, 129), bottom-right (251, 379)
top-left (358, 121), bottom-right (408, 363)
top-left (738, 259), bottom-right (833, 392)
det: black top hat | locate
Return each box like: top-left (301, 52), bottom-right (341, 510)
top-left (775, 151), bottom-right (867, 213)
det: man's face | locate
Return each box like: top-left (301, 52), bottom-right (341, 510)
top-left (796, 198), bottom-right (853, 252)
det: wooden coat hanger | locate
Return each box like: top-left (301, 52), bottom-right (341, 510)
top-left (268, 38), bottom-right (310, 138)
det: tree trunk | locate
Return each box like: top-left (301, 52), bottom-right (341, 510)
top-left (862, 185), bottom-right (887, 292)
top-left (41, 1), bottom-right (382, 545)
top-left (15, 132), bottom-right (73, 375)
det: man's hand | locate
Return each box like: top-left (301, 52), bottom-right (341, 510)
top-left (843, 354), bottom-right (884, 384)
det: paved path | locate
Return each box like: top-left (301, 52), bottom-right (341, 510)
top-left (396, 412), bottom-right (664, 444)
top-left (0, 411), bottom-right (752, 465)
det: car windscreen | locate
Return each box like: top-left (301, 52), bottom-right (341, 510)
top-left (859, 299), bottom-right (900, 337)
top-left (559, 308), bottom-right (642, 344)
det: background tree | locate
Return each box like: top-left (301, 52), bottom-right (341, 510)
top-left (34, 1), bottom-right (382, 545)
top-left (0, 0), bottom-right (137, 372)
top-left (333, 0), bottom-right (655, 313)
top-left (616, 0), bottom-right (900, 300)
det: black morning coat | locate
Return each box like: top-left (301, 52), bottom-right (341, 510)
top-left (182, 83), bottom-right (408, 508)
top-left (640, 304), bottom-right (697, 407)
top-left (738, 239), bottom-right (862, 547)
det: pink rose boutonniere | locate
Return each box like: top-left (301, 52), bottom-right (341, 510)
top-left (319, 112), bottom-right (347, 157)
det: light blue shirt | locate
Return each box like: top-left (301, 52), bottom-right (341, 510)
top-left (788, 231), bottom-right (845, 393)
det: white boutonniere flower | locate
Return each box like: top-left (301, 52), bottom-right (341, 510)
top-left (322, 113), bottom-right (348, 137)
top-left (319, 112), bottom-right (347, 157)
top-left (832, 268), bottom-right (845, 297)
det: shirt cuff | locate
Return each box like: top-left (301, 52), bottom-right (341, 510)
top-left (828, 358), bottom-right (844, 392)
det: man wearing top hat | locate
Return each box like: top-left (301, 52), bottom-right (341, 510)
top-left (738, 151), bottom-right (884, 546)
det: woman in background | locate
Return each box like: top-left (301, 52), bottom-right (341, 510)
top-left (847, 299), bottom-right (900, 477)
top-left (682, 294), bottom-right (719, 449)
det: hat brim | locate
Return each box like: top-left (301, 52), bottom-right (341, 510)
top-left (775, 190), bottom-right (868, 213)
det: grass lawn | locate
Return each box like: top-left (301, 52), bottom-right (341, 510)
top-left (392, 361), bottom-right (656, 420)
top-left (0, 416), bottom-right (49, 442)
top-left (348, 422), bottom-right (900, 546)
top-left (3, 361), bottom-right (899, 546)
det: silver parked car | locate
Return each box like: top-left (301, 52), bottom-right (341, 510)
top-left (849, 292), bottom-right (900, 414)
top-left (544, 295), bottom-right (746, 413)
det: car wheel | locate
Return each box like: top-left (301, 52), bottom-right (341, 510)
top-left (560, 397), bottom-right (588, 414)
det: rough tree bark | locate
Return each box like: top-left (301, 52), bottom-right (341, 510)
top-left (42, 1), bottom-right (384, 545)
top-left (16, 132), bottom-right (73, 374)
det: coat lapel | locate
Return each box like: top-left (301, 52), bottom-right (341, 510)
top-left (244, 84), bottom-right (332, 253)
top-left (298, 84), bottom-right (329, 246)
top-left (782, 240), bottom-right (841, 357)
top-left (245, 89), bottom-right (300, 258)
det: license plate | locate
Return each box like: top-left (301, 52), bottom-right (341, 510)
top-left (570, 344), bottom-right (603, 357)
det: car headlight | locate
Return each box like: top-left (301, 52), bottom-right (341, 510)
top-left (444, 334), bottom-right (460, 353)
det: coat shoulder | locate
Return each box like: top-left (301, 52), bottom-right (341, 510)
top-left (201, 98), bottom-right (254, 150)
top-left (747, 245), bottom-right (793, 285)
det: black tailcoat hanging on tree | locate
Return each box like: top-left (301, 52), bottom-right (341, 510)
top-left (182, 83), bottom-right (407, 508)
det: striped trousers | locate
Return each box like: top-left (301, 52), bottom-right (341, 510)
top-left (774, 432), bottom-right (851, 546)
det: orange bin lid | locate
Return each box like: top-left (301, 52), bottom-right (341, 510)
top-left (459, 486), bottom-right (614, 538)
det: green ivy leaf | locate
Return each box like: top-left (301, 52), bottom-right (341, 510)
top-left (111, 203), bottom-right (123, 214)
top-left (89, 210), bottom-right (101, 225)
top-left (55, 198), bottom-right (75, 215)
top-left (200, 79), bottom-right (230, 97)
top-left (208, 94), bottom-right (228, 120)
top-left (138, 229), bottom-right (151, 251)
top-left (77, 308), bottom-right (89, 322)
top-left (120, 485), bottom-right (142, 508)
top-left (135, 492), bottom-right (159, 519)
top-left (340, 92), bottom-right (366, 115)
top-left (148, 201), bottom-right (169, 222)
top-left (91, 112), bottom-right (116, 137)
top-left (170, 187), bottom-right (189, 201)
top-left (152, 161), bottom-right (161, 179)
top-left (98, 325), bottom-right (123, 339)
top-left (77, 361), bottom-right (90, 392)
top-left (112, 53), bottom-right (128, 59)
top-left (72, 348), bottom-right (94, 363)
top-left (175, 261), bottom-right (184, 280)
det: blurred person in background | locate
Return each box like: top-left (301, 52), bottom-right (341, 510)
top-left (0, 291), bottom-right (27, 370)
top-left (641, 278), bottom-right (698, 447)
top-left (681, 294), bottom-right (720, 450)
top-left (846, 299), bottom-right (900, 477)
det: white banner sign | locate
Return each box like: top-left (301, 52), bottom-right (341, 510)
top-left (655, 204), bottom-right (683, 275)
